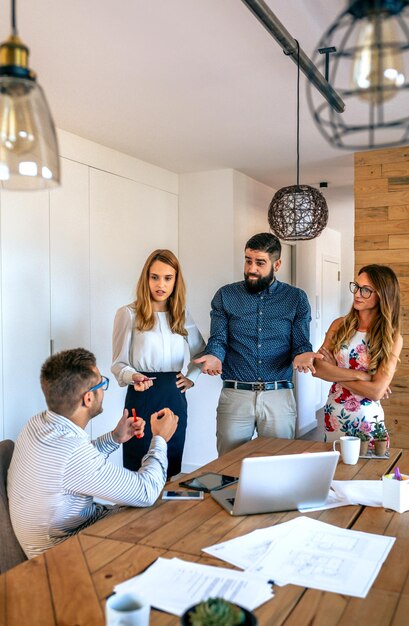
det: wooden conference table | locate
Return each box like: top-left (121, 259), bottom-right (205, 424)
top-left (1, 437), bottom-right (409, 626)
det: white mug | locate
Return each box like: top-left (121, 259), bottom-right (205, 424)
top-left (333, 436), bottom-right (361, 465)
top-left (105, 592), bottom-right (150, 626)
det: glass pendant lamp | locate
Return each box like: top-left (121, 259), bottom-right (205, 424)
top-left (307, 0), bottom-right (409, 150)
top-left (352, 10), bottom-right (405, 103)
top-left (0, 0), bottom-right (60, 190)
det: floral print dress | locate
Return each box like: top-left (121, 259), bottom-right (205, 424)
top-left (324, 331), bottom-right (383, 443)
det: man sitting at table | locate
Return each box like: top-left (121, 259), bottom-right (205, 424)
top-left (7, 347), bottom-right (178, 559)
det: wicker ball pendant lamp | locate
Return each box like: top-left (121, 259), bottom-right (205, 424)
top-left (269, 42), bottom-right (328, 241)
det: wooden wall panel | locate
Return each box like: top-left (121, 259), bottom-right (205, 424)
top-left (355, 147), bottom-right (409, 448)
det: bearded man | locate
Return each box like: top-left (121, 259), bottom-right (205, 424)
top-left (195, 232), bottom-right (320, 455)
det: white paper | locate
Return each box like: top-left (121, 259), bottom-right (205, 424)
top-left (331, 480), bottom-right (383, 507)
top-left (203, 517), bottom-right (308, 586)
top-left (203, 521), bottom-right (294, 571)
top-left (114, 557), bottom-right (273, 617)
top-left (249, 516), bottom-right (394, 598)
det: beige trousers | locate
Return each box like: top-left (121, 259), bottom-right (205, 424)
top-left (216, 387), bottom-right (297, 456)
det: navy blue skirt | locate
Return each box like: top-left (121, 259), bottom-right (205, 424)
top-left (122, 371), bottom-right (188, 479)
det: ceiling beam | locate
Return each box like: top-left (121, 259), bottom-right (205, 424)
top-left (241, 0), bottom-right (346, 113)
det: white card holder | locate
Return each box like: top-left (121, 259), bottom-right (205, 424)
top-left (382, 473), bottom-right (409, 513)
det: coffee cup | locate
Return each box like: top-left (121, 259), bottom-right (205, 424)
top-left (332, 436), bottom-right (360, 465)
top-left (105, 592), bottom-right (150, 626)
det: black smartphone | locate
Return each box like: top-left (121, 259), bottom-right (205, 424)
top-left (162, 490), bottom-right (204, 500)
top-left (179, 472), bottom-right (238, 493)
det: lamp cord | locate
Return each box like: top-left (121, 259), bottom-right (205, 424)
top-left (283, 39), bottom-right (301, 186)
top-left (296, 39), bottom-right (300, 187)
top-left (11, 0), bottom-right (17, 36)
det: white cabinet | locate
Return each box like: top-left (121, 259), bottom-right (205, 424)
top-left (50, 158), bottom-right (90, 352)
top-left (89, 169), bottom-right (178, 452)
top-left (0, 158), bottom-right (90, 440)
top-left (1, 191), bottom-right (50, 440)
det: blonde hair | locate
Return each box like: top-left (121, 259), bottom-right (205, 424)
top-left (331, 265), bottom-right (401, 373)
top-left (132, 249), bottom-right (187, 336)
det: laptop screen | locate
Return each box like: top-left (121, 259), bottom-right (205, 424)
top-left (212, 451), bottom-right (339, 515)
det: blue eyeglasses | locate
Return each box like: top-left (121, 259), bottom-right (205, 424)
top-left (88, 376), bottom-right (109, 393)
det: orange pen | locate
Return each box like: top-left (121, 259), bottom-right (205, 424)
top-left (132, 408), bottom-right (143, 438)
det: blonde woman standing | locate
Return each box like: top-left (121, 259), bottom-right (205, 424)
top-left (112, 249), bottom-right (205, 478)
top-left (312, 264), bottom-right (402, 442)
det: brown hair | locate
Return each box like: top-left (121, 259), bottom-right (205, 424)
top-left (40, 348), bottom-right (98, 417)
top-left (133, 249), bottom-right (187, 336)
top-left (331, 264), bottom-right (401, 372)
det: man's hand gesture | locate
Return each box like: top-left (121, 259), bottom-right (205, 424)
top-left (194, 354), bottom-right (222, 376)
top-left (293, 351), bottom-right (324, 375)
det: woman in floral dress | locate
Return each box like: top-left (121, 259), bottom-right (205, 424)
top-left (312, 265), bottom-right (402, 443)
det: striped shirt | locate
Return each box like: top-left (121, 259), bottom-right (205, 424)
top-left (7, 410), bottom-right (168, 558)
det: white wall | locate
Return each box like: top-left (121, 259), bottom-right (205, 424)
top-left (58, 130), bottom-right (178, 195)
top-left (323, 186), bottom-right (355, 315)
top-left (178, 169), bottom-right (234, 336)
top-left (232, 170), bottom-right (275, 279)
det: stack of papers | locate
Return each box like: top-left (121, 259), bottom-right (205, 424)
top-left (113, 513), bottom-right (395, 617)
top-left (331, 480), bottom-right (383, 506)
top-left (204, 516), bottom-right (394, 598)
top-left (114, 557), bottom-right (273, 617)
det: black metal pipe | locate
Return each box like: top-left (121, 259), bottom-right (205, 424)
top-left (240, 0), bottom-right (346, 113)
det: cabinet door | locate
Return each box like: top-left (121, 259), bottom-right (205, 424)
top-left (50, 158), bottom-right (90, 352)
top-left (89, 169), bottom-right (178, 458)
top-left (1, 191), bottom-right (50, 440)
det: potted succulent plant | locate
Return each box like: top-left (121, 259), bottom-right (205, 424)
top-left (371, 420), bottom-right (389, 457)
top-left (356, 429), bottom-right (371, 456)
top-left (345, 421), bottom-right (372, 456)
top-left (180, 597), bottom-right (257, 626)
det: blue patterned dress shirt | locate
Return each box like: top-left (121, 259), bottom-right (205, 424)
top-left (205, 279), bottom-right (312, 382)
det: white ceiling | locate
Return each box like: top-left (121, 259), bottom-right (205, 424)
top-left (13, 0), bottom-right (355, 191)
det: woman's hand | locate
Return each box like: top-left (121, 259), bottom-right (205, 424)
top-left (176, 373), bottom-right (194, 393)
top-left (112, 409), bottom-right (145, 443)
top-left (132, 373), bottom-right (154, 392)
top-left (382, 386), bottom-right (392, 399)
top-left (318, 346), bottom-right (337, 365)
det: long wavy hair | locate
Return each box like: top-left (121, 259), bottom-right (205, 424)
top-left (132, 249), bottom-right (187, 336)
top-left (330, 264), bottom-right (401, 373)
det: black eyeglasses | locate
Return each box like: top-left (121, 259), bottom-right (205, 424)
top-left (88, 376), bottom-right (109, 393)
top-left (349, 282), bottom-right (376, 299)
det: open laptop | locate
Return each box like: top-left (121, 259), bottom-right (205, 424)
top-left (211, 451), bottom-right (339, 515)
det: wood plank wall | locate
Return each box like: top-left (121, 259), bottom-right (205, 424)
top-left (355, 146), bottom-right (409, 448)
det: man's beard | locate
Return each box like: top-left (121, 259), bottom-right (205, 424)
top-left (244, 266), bottom-right (275, 294)
top-left (90, 400), bottom-right (104, 419)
